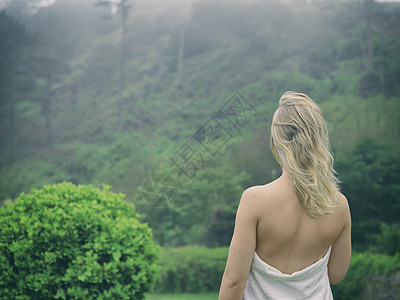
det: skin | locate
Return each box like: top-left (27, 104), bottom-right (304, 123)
top-left (218, 169), bottom-right (352, 300)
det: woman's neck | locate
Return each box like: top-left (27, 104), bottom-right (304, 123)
top-left (281, 168), bottom-right (290, 178)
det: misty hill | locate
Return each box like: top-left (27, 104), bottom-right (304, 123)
top-left (1, 0), bottom-right (399, 248)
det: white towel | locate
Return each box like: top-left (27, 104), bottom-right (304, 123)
top-left (242, 247), bottom-right (333, 300)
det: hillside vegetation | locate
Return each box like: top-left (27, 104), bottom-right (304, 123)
top-left (1, 0), bottom-right (399, 251)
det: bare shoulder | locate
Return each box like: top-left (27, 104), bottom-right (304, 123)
top-left (239, 183), bottom-right (279, 214)
top-left (334, 192), bottom-right (351, 225)
top-left (238, 185), bottom-right (269, 208)
top-left (239, 185), bottom-right (264, 207)
top-left (242, 185), bottom-right (266, 198)
top-left (335, 192), bottom-right (350, 211)
top-left (337, 192), bottom-right (348, 204)
top-left (241, 183), bottom-right (277, 202)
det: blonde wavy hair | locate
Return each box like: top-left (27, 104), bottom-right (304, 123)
top-left (270, 91), bottom-right (340, 217)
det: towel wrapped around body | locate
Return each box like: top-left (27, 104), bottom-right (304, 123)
top-left (242, 247), bottom-right (333, 300)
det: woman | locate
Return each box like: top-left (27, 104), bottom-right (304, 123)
top-left (218, 92), bottom-right (351, 300)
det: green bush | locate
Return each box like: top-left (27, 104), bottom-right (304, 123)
top-left (332, 252), bottom-right (400, 300)
top-left (0, 182), bottom-right (159, 300)
top-left (155, 246), bottom-right (228, 293)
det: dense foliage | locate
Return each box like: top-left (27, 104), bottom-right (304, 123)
top-left (0, 0), bottom-right (399, 258)
top-left (134, 166), bottom-right (247, 247)
top-left (0, 182), bottom-right (159, 299)
top-left (155, 246), bottom-right (400, 299)
top-left (336, 138), bottom-right (400, 251)
top-left (331, 251), bottom-right (400, 300)
top-left (155, 246), bottom-right (228, 293)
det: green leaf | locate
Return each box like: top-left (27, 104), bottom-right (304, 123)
top-left (112, 250), bottom-right (121, 262)
top-left (55, 288), bottom-right (66, 299)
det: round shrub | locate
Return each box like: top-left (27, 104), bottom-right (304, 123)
top-left (0, 182), bottom-right (159, 300)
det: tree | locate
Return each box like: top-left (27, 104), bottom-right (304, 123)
top-left (95, 0), bottom-right (132, 129)
top-left (360, 0), bottom-right (375, 73)
top-left (134, 166), bottom-right (248, 247)
top-left (0, 11), bottom-right (33, 160)
top-left (204, 203), bottom-right (237, 247)
top-left (29, 56), bottom-right (69, 147)
top-left (336, 138), bottom-right (400, 249)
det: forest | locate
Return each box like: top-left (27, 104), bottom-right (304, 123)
top-left (0, 0), bottom-right (400, 298)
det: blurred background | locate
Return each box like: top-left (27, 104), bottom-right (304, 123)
top-left (0, 0), bottom-right (399, 298)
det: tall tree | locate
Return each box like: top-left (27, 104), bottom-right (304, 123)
top-left (336, 138), bottom-right (400, 248)
top-left (360, 0), bottom-right (374, 73)
top-left (358, 0), bottom-right (381, 96)
top-left (95, 0), bottom-right (132, 129)
top-left (0, 12), bottom-right (33, 160)
top-left (29, 57), bottom-right (69, 147)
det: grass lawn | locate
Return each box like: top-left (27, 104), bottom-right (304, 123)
top-left (146, 293), bottom-right (218, 300)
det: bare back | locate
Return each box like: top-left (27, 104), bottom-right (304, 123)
top-left (218, 171), bottom-right (351, 300)
top-left (252, 172), bottom-right (351, 278)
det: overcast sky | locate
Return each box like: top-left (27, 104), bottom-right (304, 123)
top-left (1, 0), bottom-right (400, 14)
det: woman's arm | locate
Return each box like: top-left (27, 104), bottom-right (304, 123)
top-left (328, 194), bottom-right (352, 285)
top-left (218, 188), bottom-right (259, 300)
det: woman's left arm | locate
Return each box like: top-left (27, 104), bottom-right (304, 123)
top-left (218, 188), bottom-right (259, 300)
